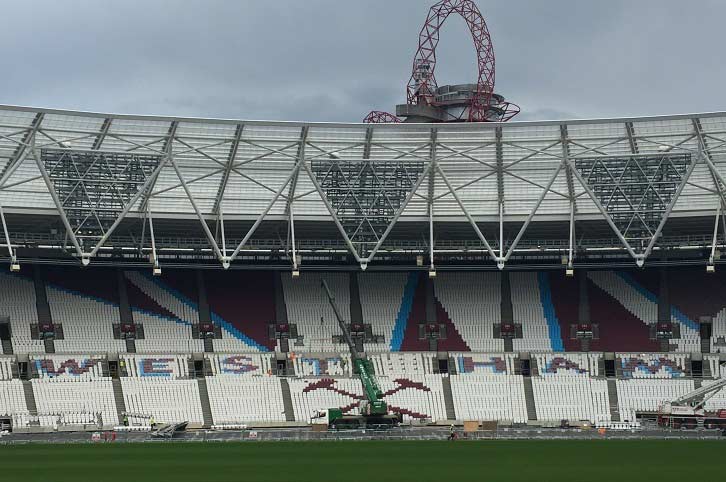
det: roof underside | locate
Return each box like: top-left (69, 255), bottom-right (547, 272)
top-left (0, 105), bottom-right (725, 269)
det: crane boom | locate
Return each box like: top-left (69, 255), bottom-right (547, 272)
top-left (672, 375), bottom-right (726, 408)
top-left (321, 279), bottom-right (386, 415)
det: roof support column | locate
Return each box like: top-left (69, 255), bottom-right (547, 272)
top-left (285, 127), bottom-right (308, 272)
top-left (147, 203), bottom-right (159, 271)
top-left (0, 113), bottom-right (44, 189)
top-left (0, 203), bottom-right (16, 265)
top-left (436, 164), bottom-right (499, 264)
top-left (228, 162), bottom-right (301, 263)
top-left (561, 125), bottom-right (576, 269)
top-left (32, 142), bottom-right (85, 260)
top-left (710, 204), bottom-right (721, 266)
top-left (429, 128), bottom-right (437, 272)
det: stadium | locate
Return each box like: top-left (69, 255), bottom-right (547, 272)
top-left (1, 1), bottom-right (726, 480)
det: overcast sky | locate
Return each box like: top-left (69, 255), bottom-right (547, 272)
top-left (1, 0), bottom-right (725, 122)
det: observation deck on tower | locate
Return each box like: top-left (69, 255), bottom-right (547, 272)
top-left (396, 83), bottom-right (514, 123)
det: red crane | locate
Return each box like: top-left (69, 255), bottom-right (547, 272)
top-left (365, 0), bottom-right (519, 123)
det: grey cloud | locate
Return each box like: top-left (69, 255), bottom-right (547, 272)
top-left (1, 0), bottom-right (724, 122)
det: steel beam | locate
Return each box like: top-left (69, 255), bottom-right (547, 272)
top-left (436, 164), bottom-right (499, 264)
top-left (710, 205), bottom-right (721, 265)
top-left (91, 118), bottom-right (112, 150)
top-left (567, 157), bottom-right (640, 261)
top-left (213, 123), bottom-right (244, 216)
top-left (503, 162), bottom-right (564, 262)
top-left (0, 113), bottom-right (44, 188)
top-left (302, 161), bottom-right (365, 263)
top-left (284, 127), bottom-right (308, 268)
top-left (640, 149), bottom-right (700, 260)
top-left (228, 161), bottom-right (304, 263)
top-left (0, 202), bottom-right (15, 261)
top-left (32, 146), bottom-right (85, 259)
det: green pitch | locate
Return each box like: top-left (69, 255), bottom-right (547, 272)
top-left (0, 440), bottom-right (722, 482)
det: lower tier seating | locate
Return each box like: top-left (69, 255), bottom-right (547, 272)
top-left (31, 378), bottom-right (118, 428)
top-left (449, 374), bottom-right (528, 423)
top-left (206, 376), bottom-right (286, 424)
top-left (121, 378), bottom-right (203, 425)
top-left (532, 376), bottom-right (610, 424)
top-left (616, 379), bottom-right (695, 422)
top-left (0, 380), bottom-right (27, 416)
top-left (288, 374), bottom-right (448, 423)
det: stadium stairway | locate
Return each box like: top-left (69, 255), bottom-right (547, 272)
top-left (112, 378), bottom-right (127, 418)
top-left (203, 338), bottom-right (213, 353)
top-left (117, 269), bottom-right (134, 324)
top-left (349, 273), bottom-right (363, 324)
top-left (279, 378), bottom-right (296, 422)
top-left (2, 339), bottom-right (13, 355)
top-left (274, 272), bottom-right (288, 324)
top-left (441, 376), bottom-right (457, 420)
top-left (22, 379), bottom-right (37, 414)
top-left (522, 377), bottom-right (537, 421)
top-left (44, 338), bottom-right (55, 354)
top-left (33, 265), bottom-right (53, 326)
top-left (501, 271), bottom-right (514, 324)
top-left (125, 338), bottom-right (136, 353)
top-left (196, 378), bottom-right (214, 428)
top-left (607, 379), bottom-right (621, 422)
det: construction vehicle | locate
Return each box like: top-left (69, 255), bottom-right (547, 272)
top-left (656, 371), bottom-right (726, 429)
top-left (317, 279), bottom-right (402, 429)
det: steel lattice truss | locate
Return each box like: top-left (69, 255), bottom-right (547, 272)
top-left (41, 149), bottom-right (162, 242)
top-left (575, 154), bottom-right (692, 249)
top-left (311, 159), bottom-right (426, 255)
top-left (1, 105), bottom-right (726, 270)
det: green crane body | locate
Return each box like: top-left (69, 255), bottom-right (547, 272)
top-left (320, 280), bottom-right (388, 420)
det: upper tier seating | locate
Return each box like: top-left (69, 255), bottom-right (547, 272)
top-left (282, 272), bottom-right (350, 352)
top-left (45, 268), bottom-right (125, 354)
top-left (434, 272), bottom-right (504, 352)
top-left (510, 272), bottom-right (557, 352)
top-left (121, 378), bottom-right (203, 425)
top-left (589, 271), bottom-right (699, 353)
top-left (206, 376), bottom-right (286, 424)
top-left (205, 271), bottom-right (275, 352)
top-left (0, 272), bottom-right (44, 354)
top-left (449, 373), bottom-right (528, 423)
top-left (616, 379), bottom-right (695, 422)
top-left (31, 378), bottom-right (118, 428)
top-left (124, 271), bottom-right (203, 353)
top-left (358, 272), bottom-right (408, 352)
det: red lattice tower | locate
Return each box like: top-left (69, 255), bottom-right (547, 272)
top-left (363, 111), bottom-right (402, 123)
top-left (406, 0), bottom-right (496, 122)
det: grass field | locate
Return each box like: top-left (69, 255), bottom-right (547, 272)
top-left (0, 440), bottom-right (723, 482)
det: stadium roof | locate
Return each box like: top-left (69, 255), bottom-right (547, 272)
top-left (1, 104), bottom-right (725, 270)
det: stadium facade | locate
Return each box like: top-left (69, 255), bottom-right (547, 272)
top-left (1, 105), bottom-right (726, 273)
